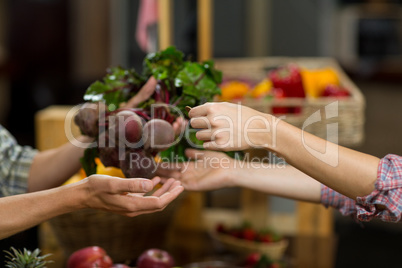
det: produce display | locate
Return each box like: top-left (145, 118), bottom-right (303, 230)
top-left (2, 245), bottom-right (285, 268)
top-left (219, 63), bottom-right (351, 114)
top-left (74, 46), bottom-right (222, 177)
top-left (211, 222), bottom-right (287, 265)
top-left (215, 222), bottom-right (282, 243)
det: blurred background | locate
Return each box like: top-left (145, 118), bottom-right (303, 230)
top-left (0, 0), bottom-right (402, 267)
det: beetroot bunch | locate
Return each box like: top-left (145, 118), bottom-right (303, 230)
top-left (75, 103), bottom-right (175, 179)
top-left (76, 46), bottom-right (222, 177)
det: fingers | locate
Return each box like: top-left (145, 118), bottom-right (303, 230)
top-left (152, 178), bottom-right (178, 197)
top-left (112, 177), bottom-right (154, 194)
top-left (150, 176), bottom-right (161, 187)
top-left (190, 116), bottom-right (211, 129)
top-left (195, 129), bottom-right (212, 141)
top-left (128, 180), bottom-right (184, 212)
top-left (125, 77), bottom-right (157, 108)
top-left (188, 102), bottom-right (212, 118)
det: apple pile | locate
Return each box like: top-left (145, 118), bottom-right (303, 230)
top-left (67, 246), bottom-right (175, 268)
top-left (216, 222), bottom-right (282, 243)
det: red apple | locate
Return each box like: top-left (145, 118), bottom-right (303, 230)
top-left (137, 248), bottom-right (175, 268)
top-left (112, 265), bottom-right (131, 268)
top-left (67, 246), bottom-right (113, 268)
top-left (322, 84), bottom-right (350, 97)
top-left (244, 252), bottom-right (261, 268)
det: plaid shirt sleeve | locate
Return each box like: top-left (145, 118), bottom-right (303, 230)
top-left (0, 125), bottom-right (38, 197)
top-left (321, 154), bottom-right (402, 222)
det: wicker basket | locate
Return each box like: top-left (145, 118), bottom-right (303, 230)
top-left (211, 232), bottom-right (288, 260)
top-left (48, 195), bottom-right (183, 264)
top-left (214, 57), bottom-right (365, 147)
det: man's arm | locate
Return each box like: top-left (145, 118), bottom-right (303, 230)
top-left (27, 135), bottom-right (91, 192)
top-left (0, 175), bottom-right (183, 239)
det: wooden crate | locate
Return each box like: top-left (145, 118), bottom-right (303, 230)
top-left (214, 57), bottom-right (365, 148)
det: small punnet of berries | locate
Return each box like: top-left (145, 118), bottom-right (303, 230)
top-left (215, 221), bottom-right (282, 243)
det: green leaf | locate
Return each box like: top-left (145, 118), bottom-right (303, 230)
top-left (143, 46), bottom-right (184, 80)
top-left (4, 247), bottom-right (53, 268)
top-left (202, 60), bottom-right (223, 84)
top-left (83, 66), bottom-right (146, 108)
top-left (80, 147), bottom-right (99, 176)
top-left (175, 62), bottom-right (221, 107)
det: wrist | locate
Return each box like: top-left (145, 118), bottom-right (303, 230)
top-left (258, 113), bottom-right (280, 150)
top-left (60, 179), bottom-right (90, 211)
top-left (228, 159), bottom-right (249, 187)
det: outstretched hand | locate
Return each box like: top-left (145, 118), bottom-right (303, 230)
top-left (83, 175), bottom-right (184, 217)
top-left (171, 149), bottom-right (236, 191)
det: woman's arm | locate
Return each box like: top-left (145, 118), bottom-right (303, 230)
top-left (0, 175), bottom-right (183, 239)
top-left (271, 119), bottom-right (379, 199)
top-left (189, 102), bottom-right (380, 200)
top-left (176, 149), bottom-right (321, 203)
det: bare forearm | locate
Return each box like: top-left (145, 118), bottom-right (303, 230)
top-left (28, 136), bottom-right (92, 192)
top-left (0, 182), bottom-right (86, 239)
top-left (267, 117), bottom-right (380, 199)
top-left (232, 162), bottom-right (321, 203)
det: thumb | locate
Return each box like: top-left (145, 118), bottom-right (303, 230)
top-left (114, 178), bottom-right (154, 194)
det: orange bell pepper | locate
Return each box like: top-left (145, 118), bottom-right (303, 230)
top-left (301, 68), bottom-right (340, 98)
top-left (95, 158), bottom-right (125, 178)
top-left (220, 81), bottom-right (251, 101)
top-left (251, 79), bottom-right (272, 98)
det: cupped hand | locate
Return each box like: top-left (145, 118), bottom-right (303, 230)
top-left (173, 149), bottom-right (237, 191)
top-left (188, 102), bottom-right (274, 151)
top-left (83, 175), bottom-right (184, 217)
